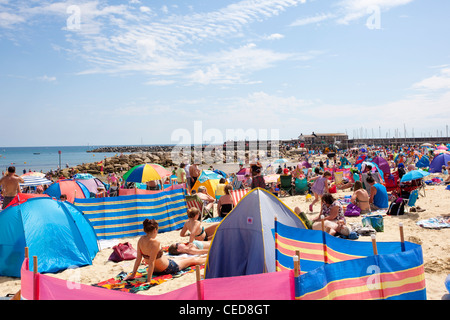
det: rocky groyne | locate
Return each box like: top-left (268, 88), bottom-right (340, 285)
top-left (60, 144), bottom-right (293, 177)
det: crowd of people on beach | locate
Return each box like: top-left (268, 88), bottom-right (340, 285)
top-left (1, 143), bottom-right (450, 280)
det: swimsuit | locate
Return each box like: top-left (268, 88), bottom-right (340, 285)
top-left (158, 259), bottom-right (180, 275)
top-left (2, 196), bottom-right (14, 209)
top-left (193, 240), bottom-right (204, 250)
top-left (196, 227), bottom-right (208, 241)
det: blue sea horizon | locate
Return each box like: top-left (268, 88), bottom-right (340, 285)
top-left (0, 144), bottom-right (174, 174)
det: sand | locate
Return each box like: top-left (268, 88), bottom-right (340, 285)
top-left (1, 159), bottom-right (449, 300)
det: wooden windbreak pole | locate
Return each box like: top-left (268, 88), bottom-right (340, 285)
top-left (195, 265), bottom-right (203, 300)
top-left (370, 234), bottom-right (386, 299)
top-left (274, 215), bottom-right (278, 272)
top-left (320, 215), bottom-right (328, 264)
top-left (371, 234), bottom-right (378, 255)
top-left (399, 223), bottom-right (405, 252)
top-left (33, 256), bottom-right (39, 301)
top-left (24, 247), bottom-right (29, 270)
top-left (293, 251), bottom-right (301, 300)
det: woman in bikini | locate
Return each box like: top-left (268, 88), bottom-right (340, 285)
top-left (180, 208), bottom-right (219, 243)
top-left (125, 219), bottom-right (206, 283)
top-left (217, 185), bottom-right (234, 218)
top-left (350, 181), bottom-right (371, 214)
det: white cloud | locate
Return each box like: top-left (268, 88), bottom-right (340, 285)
top-left (265, 33), bottom-right (284, 40)
top-left (38, 75), bottom-right (57, 82)
top-left (0, 11), bottom-right (25, 28)
top-left (412, 68), bottom-right (450, 91)
top-left (290, 13), bottom-right (335, 26)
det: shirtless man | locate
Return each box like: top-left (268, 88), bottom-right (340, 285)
top-left (0, 166), bottom-right (24, 209)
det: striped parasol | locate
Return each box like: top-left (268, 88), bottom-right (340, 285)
top-left (20, 175), bottom-right (53, 187)
top-left (122, 163), bottom-right (172, 183)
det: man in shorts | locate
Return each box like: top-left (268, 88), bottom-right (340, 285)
top-left (0, 166), bottom-right (24, 209)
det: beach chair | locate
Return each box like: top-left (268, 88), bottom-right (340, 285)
top-left (384, 171), bottom-right (400, 195)
top-left (294, 178), bottom-right (308, 195)
top-left (279, 175), bottom-right (294, 197)
top-left (230, 189), bottom-right (248, 206)
top-left (185, 194), bottom-right (214, 221)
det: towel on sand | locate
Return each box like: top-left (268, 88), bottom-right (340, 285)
top-left (416, 216), bottom-right (450, 230)
top-left (92, 264), bottom-right (203, 293)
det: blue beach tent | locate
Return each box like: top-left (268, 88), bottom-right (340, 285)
top-left (0, 197), bottom-right (99, 277)
top-left (205, 188), bottom-right (307, 279)
top-left (429, 153), bottom-right (450, 173)
top-left (416, 155), bottom-right (430, 169)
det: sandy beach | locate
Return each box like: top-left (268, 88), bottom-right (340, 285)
top-left (1, 159), bottom-right (449, 300)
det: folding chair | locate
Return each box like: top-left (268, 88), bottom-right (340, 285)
top-left (402, 189), bottom-right (419, 212)
top-left (279, 175), bottom-right (294, 197)
top-left (185, 194), bottom-right (214, 221)
top-left (294, 178), bottom-right (308, 195)
top-left (230, 189), bottom-right (248, 206)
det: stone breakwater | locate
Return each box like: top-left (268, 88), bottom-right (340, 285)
top-left (64, 145), bottom-right (292, 176)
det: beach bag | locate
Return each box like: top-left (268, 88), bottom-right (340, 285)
top-left (362, 215), bottom-right (384, 232)
top-left (328, 184), bottom-right (337, 194)
top-left (108, 242), bottom-right (137, 263)
top-left (344, 203), bottom-right (361, 217)
top-left (387, 198), bottom-right (405, 216)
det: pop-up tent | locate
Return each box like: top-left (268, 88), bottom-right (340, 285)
top-left (429, 153), bottom-right (450, 173)
top-left (191, 170), bottom-right (226, 198)
top-left (416, 155), bottom-right (430, 169)
top-left (75, 177), bottom-right (107, 195)
top-left (205, 188), bottom-right (307, 279)
top-left (44, 179), bottom-right (91, 203)
top-left (0, 197), bottom-right (99, 277)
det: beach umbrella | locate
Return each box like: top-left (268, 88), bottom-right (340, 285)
top-left (191, 170), bottom-right (226, 197)
top-left (400, 170), bottom-right (430, 183)
top-left (273, 158), bottom-right (288, 164)
top-left (434, 149), bottom-right (450, 155)
top-left (20, 175), bottom-right (53, 187)
top-left (236, 167), bottom-right (251, 176)
top-left (436, 144), bottom-right (448, 150)
top-left (122, 163), bottom-right (171, 183)
top-left (21, 172), bottom-right (45, 178)
top-left (420, 143), bottom-right (433, 147)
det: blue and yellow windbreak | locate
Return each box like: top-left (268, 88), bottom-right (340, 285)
top-left (275, 221), bottom-right (426, 300)
top-left (73, 189), bottom-right (187, 239)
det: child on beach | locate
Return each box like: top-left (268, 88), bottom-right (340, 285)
top-left (309, 171), bottom-right (331, 212)
top-left (180, 208), bottom-right (220, 243)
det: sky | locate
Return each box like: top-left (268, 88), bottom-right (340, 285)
top-left (1, 0), bottom-right (450, 147)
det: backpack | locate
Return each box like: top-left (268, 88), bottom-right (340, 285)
top-left (387, 198), bottom-right (405, 216)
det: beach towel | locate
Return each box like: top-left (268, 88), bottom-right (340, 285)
top-left (416, 216), bottom-right (450, 230)
top-left (92, 264), bottom-right (204, 294)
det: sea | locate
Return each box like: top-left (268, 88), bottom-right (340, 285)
top-left (0, 146), bottom-right (135, 174)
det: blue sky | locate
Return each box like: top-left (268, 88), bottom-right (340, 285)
top-left (1, 0), bottom-right (450, 147)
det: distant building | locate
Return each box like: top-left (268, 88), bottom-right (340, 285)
top-left (294, 132), bottom-right (348, 148)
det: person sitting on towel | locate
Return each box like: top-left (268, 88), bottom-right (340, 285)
top-left (125, 219), bottom-right (206, 282)
top-left (180, 208), bottom-right (220, 242)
